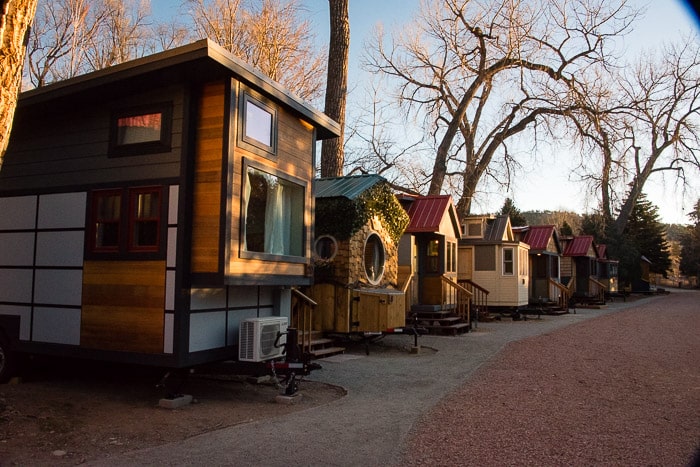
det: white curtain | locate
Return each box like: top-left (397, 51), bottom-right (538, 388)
top-left (264, 178), bottom-right (290, 255)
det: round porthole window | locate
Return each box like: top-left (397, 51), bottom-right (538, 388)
top-left (314, 235), bottom-right (338, 261)
top-left (364, 233), bottom-right (385, 284)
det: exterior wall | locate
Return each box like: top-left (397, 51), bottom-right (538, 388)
top-left (459, 243), bottom-right (528, 308)
top-left (225, 82), bottom-right (315, 283)
top-left (0, 187), bottom-right (180, 355)
top-left (1, 85), bottom-right (184, 192)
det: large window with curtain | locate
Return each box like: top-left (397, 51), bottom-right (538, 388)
top-left (241, 165), bottom-right (304, 258)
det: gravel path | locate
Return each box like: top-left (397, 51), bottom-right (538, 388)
top-left (403, 290), bottom-right (700, 466)
top-left (94, 290), bottom-right (699, 466)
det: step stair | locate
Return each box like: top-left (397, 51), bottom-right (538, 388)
top-left (301, 331), bottom-right (346, 359)
top-left (410, 305), bottom-right (471, 336)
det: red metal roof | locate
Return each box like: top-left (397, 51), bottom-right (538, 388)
top-left (563, 235), bottom-right (595, 257)
top-left (405, 195), bottom-right (455, 233)
top-left (522, 225), bottom-right (555, 251)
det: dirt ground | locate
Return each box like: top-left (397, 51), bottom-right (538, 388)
top-left (0, 358), bottom-right (345, 466)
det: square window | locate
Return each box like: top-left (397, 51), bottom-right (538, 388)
top-left (109, 103), bottom-right (172, 156)
top-left (87, 186), bottom-right (165, 258)
top-left (242, 166), bottom-right (304, 258)
top-left (239, 92), bottom-right (277, 157)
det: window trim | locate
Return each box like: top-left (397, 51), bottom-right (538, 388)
top-left (238, 91), bottom-right (278, 158)
top-left (363, 232), bottom-right (386, 285)
top-left (109, 102), bottom-right (173, 157)
top-left (502, 247), bottom-right (514, 276)
top-left (239, 160), bottom-right (307, 263)
top-left (87, 186), bottom-right (166, 260)
top-left (127, 186), bottom-right (162, 253)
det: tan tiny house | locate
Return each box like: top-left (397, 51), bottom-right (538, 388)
top-left (0, 40), bottom-right (340, 380)
top-left (459, 215), bottom-right (529, 310)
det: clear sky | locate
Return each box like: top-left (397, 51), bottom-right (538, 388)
top-left (154, 0), bottom-right (699, 223)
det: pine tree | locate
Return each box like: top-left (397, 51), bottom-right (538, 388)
top-left (499, 198), bottom-right (527, 226)
top-left (680, 199), bottom-right (700, 282)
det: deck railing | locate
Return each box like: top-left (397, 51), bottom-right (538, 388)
top-left (588, 276), bottom-right (607, 303)
top-left (457, 278), bottom-right (489, 324)
top-left (291, 288), bottom-right (317, 356)
top-left (400, 272), bottom-right (416, 314)
top-left (548, 278), bottom-right (571, 311)
top-left (441, 276), bottom-right (472, 324)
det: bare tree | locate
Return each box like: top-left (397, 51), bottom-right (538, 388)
top-left (320, 0), bottom-right (349, 177)
top-left (1, 0), bottom-right (39, 168)
top-left (187, 0), bottom-right (326, 102)
top-left (366, 0), bottom-right (637, 218)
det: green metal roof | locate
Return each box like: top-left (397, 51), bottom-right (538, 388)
top-left (315, 174), bottom-right (386, 199)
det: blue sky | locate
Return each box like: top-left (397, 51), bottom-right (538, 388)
top-left (153, 0), bottom-right (699, 223)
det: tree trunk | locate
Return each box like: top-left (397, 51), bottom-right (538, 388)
top-left (320, 0), bottom-right (349, 178)
top-left (0, 0), bottom-right (38, 170)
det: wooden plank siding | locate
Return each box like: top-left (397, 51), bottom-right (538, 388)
top-left (191, 81), bottom-right (226, 274)
top-left (81, 260), bottom-right (166, 354)
top-left (225, 83), bottom-right (315, 280)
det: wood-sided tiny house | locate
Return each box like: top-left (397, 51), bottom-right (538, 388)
top-left (397, 195), bottom-right (462, 311)
top-left (560, 235), bottom-right (606, 304)
top-left (513, 224), bottom-right (569, 310)
top-left (0, 40), bottom-right (339, 380)
top-left (310, 175), bottom-right (409, 334)
top-left (596, 244), bottom-right (619, 296)
top-left (459, 215), bottom-right (529, 310)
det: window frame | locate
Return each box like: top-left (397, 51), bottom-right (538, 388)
top-left (239, 161), bottom-right (307, 263)
top-left (363, 232), bottom-right (386, 285)
top-left (109, 102), bottom-right (173, 157)
top-left (87, 186), bottom-right (166, 260)
top-left (502, 247), bottom-right (515, 276)
top-left (238, 92), bottom-right (278, 158)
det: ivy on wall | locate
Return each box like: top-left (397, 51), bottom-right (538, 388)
top-left (316, 182), bottom-right (409, 244)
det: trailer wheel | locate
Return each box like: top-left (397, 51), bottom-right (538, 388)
top-left (0, 335), bottom-right (15, 383)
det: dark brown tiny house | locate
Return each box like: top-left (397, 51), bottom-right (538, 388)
top-left (0, 40), bottom-right (339, 380)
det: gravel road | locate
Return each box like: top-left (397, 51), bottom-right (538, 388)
top-left (94, 290), bottom-right (700, 466)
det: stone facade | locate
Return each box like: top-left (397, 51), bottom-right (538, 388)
top-left (316, 215), bottom-right (398, 288)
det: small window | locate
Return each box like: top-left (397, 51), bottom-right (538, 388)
top-left (503, 247), bottom-right (514, 275)
top-left (109, 103), bottom-right (172, 156)
top-left (242, 165), bottom-right (304, 258)
top-left (240, 93), bottom-right (277, 156)
top-left (447, 241), bottom-right (457, 273)
top-left (364, 233), bottom-right (385, 284)
top-left (92, 189), bottom-right (122, 252)
top-left (88, 186), bottom-right (164, 258)
top-left (427, 239), bottom-right (440, 272)
top-left (128, 187), bottom-right (161, 252)
top-left (314, 235), bottom-right (338, 261)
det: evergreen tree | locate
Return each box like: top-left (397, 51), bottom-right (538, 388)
top-left (680, 199), bottom-right (700, 281)
top-left (559, 220), bottom-right (573, 236)
top-left (609, 193), bottom-right (672, 284)
top-left (499, 198), bottom-right (527, 226)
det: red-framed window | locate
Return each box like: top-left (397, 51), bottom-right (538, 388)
top-left (88, 186), bottom-right (164, 257)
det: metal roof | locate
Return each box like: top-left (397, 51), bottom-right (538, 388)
top-left (563, 235), bottom-right (596, 257)
top-left (484, 215), bottom-right (511, 242)
top-left (314, 174), bottom-right (386, 199)
top-left (18, 39), bottom-right (340, 140)
top-left (405, 195), bottom-right (459, 234)
top-left (522, 225), bottom-right (557, 251)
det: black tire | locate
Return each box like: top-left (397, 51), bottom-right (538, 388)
top-left (0, 335), bottom-right (15, 383)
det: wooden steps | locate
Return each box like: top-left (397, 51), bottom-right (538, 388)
top-left (411, 305), bottom-right (471, 336)
top-left (301, 330), bottom-right (346, 359)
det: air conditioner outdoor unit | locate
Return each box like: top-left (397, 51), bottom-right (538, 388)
top-left (238, 316), bottom-right (288, 362)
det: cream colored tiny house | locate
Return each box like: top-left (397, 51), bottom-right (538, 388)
top-left (459, 215), bottom-right (529, 309)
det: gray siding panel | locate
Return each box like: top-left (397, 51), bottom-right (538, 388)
top-left (1, 85), bottom-right (185, 193)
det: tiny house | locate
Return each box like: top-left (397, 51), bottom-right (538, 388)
top-left (310, 175), bottom-right (409, 334)
top-left (0, 40), bottom-right (340, 380)
top-left (397, 195), bottom-right (462, 310)
top-left (596, 244), bottom-right (619, 296)
top-left (459, 215), bottom-right (529, 310)
top-left (560, 235), bottom-right (606, 303)
top-left (513, 224), bottom-right (567, 308)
